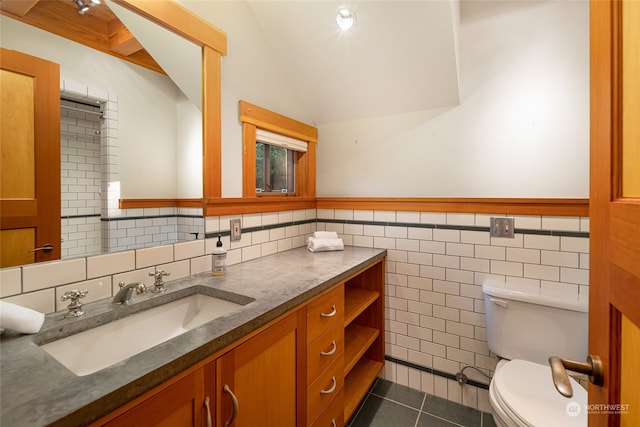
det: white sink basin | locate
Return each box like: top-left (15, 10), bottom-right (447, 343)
top-left (41, 294), bottom-right (245, 376)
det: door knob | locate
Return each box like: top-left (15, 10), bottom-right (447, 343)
top-left (548, 354), bottom-right (604, 397)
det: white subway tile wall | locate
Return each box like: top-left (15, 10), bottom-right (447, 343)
top-left (317, 209), bottom-right (590, 410)
top-left (0, 207), bottom-right (589, 412)
top-left (1, 209), bottom-right (318, 315)
top-left (60, 98), bottom-right (103, 259)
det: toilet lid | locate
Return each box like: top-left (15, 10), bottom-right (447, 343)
top-left (494, 359), bottom-right (587, 427)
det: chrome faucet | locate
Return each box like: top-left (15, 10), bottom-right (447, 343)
top-left (112, 282), bottom-right (146, 305)
top-left (61, 289), bottom-right (89, 318)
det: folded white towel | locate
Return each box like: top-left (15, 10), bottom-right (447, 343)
top-left (0, 301), bottom-right (45, 334)
top-left (307, 237), bottom-right (344, 253)
top-left (313, 231), bottom-right (339, 240)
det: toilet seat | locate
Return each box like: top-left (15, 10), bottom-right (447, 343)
top-left (491, 359), bottom-right (587, 427)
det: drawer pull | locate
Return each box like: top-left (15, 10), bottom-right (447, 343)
top-left (320, 340), bottom-right (337, 356)
top-left (223, 384), bottom-right (239, 427)
top-left (320, 376), bottom-right (337, 395)
top-left (320, 305), bottom-right (337, 318)
top-left (332, 419), bottom-right (337, 427)
top-left (204, 396), bottom-right (212, 427)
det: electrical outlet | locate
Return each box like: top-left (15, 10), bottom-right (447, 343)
top-left (230, 218), bottom-right (242, 241)
top-left (490, 217), bottom-right (515, 238)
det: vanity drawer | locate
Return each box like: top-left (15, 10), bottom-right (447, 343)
top-left (308, 323), bottom-right (344, 384)
top-left (307, 284), bottom-right (344, 342)
top-left (310, 387), bottom-right (344, 427)
top-left (307, 356), bottom-right (344, 425)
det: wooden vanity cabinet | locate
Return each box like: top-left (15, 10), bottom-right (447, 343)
top-left (89, 256), bottom-right (385, 427)
top-left (306, 284), bottom-right (345, 426)
top-left (95, 366), bottom-right (210, 427)
top-left (216, 310), bottom-right (306, 427)
top-left (305, 257), bottom-right (385, 425)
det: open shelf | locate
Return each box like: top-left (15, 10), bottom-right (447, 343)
top-left (344, 357), bottom-right (384, 421)
top-left (307, 257), bottom-right (384, 426)
top-left (344, 287), bottom-right (379, 327)
top-left (344, 323), bottom-right (379, 377)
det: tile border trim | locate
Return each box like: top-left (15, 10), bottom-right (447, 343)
top-left (204, 218), bottom-right (590, 240)
top-left (205, 218), bottom-right (316, 239)
top-left (100, 214), bottom-right (203, 222)
top-left (320, 219), bottom-right (589, 238)
top-left (385, 355), bottom-right (490, 390)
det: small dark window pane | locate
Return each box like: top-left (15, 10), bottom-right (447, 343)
top-left (256, 142), bottom-right (295, 193)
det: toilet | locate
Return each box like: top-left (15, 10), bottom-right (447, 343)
top-left (482, 281), bottom-right (588, 427)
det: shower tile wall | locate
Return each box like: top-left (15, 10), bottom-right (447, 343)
top-left (178, 207), bottom-right (207, 241)
top-left (60, 99), bottom-right (103, 258)
top-left (104, 207), bottom-right (179, 252)
top-left (59, 85), bottom-right (204, 256)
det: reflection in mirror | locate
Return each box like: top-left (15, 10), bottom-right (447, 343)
top-left (0, 12), bottom-right (204, 261)
top-left (107, 0), bottom-right (202, 110)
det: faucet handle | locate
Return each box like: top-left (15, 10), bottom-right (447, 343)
top-left (61, 289), bottom-right (88, 318)
top-left (149, 270), bottom-right (170, 293)
top-left (61, 289), bottom-right (88, 301)
top-left (149, 270), bottom-right (170, 280)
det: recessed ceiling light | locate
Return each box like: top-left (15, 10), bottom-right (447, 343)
top-left (336, 6), bottom-right (356, 31)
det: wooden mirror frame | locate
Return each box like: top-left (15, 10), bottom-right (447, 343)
top-left (109, 0), bottom-right (226, 207)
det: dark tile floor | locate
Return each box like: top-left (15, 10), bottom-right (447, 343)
top-left (347, 379), bottom-right (498, 427)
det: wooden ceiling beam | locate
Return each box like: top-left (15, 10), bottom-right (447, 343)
top-left (108, 19), bottom-right (143, 56)
top-left (0, 0), bottom-right (40, 17)
top-left (0, 0), bottom-right (164, 74)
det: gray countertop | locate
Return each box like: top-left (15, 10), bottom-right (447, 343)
top-left (0, 246), bottom-right (386, 427)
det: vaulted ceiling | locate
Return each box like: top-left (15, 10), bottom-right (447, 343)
top-left (244, 0), bottom-right (461, 124)
top-left (1, 0), bottom-right (462, 125)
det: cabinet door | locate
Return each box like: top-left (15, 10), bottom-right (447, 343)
top-left (101, 368), bottom-right (207, 427)
top-left (217, 310), bottom-right (305, 427)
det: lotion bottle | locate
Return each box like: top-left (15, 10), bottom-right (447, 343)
top-left (212, 235), bottom-right (227, 276)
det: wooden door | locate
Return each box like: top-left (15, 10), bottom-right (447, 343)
top-left (0, 48), bottom-right (61, 267)
top-left (216, 310), bottom-right (306, 427)
top-left (590, 1), bottom-right (640, 425)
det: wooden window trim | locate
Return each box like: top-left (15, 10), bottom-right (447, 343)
top-left (240, 100), bottom-right (318, 200)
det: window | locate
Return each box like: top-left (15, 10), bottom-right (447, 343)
top-left (256, 143), bottom-right (294, 193)
top-left (240, 101), bottom-right (317, 200)
top-left (255, 129), bottom-right (307, 194)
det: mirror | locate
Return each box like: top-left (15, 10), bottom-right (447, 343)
top-left (0, 0), bottom-right (210, 260)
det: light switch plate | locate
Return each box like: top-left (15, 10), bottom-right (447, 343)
top-left (230, 219), bottom-right (242, 241)
top-left (490, 217), bottom-right (515, 238)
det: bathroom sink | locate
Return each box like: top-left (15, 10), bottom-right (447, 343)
top-left (40, 292), bottom-right (250, 376)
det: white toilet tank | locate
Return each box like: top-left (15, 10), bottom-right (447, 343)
top-left (482, 281), bottom-right (588, 365)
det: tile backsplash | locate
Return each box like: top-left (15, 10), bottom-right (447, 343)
top-left (0, 209), bottom-right (317, 314)
top-left (0, 207), bottom-right (589, 412)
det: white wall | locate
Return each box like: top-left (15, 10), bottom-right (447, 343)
top-left (176, 95), bottom-right (203, 198)
top-left (316, 1), bottom-right (589, 198)
top-left (179, 0), bottom-right (315, 198)
top-left (1, 16), bottom-right (185, 199)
